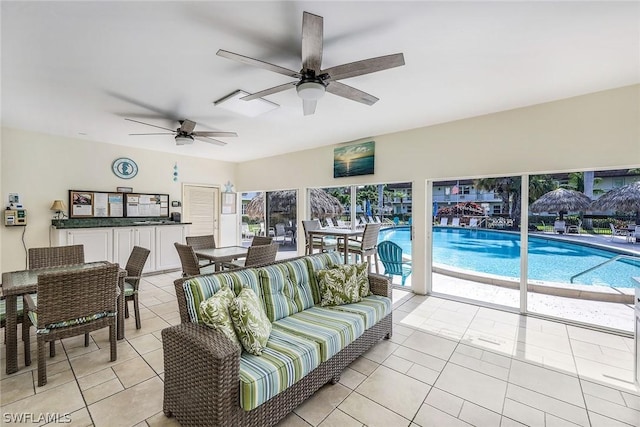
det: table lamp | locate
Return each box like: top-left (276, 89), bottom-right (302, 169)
top-left (50, 200), bottom-right (67, 219)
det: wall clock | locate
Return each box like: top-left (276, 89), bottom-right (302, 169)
top-left (112, 157), bottom-right (138, 179)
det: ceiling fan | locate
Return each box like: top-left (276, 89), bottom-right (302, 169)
top-left (217, 11), bottom-right (405, 116)
top-left (125, 118), bottom-right (237, 146)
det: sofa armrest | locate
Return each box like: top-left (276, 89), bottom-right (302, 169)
top-left (368, 273), bottom-right (392, 298)
top-left (162, 323), bottom-right (241, 425)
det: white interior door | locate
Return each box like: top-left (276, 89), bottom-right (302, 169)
top-left (182, 184), bottom-right (219, 241)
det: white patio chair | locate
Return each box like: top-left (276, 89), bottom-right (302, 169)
top-left (439, 217), bottom-right (448, 226)
top-left (553, 221), bottom-right (566, 234)
top-left (451, 218), bottom-right (460, 227)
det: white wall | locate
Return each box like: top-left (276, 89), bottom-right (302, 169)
top-left (236, 84), bottom-right (640, 294)
top-left (1, 128), bottom-right (238, 272)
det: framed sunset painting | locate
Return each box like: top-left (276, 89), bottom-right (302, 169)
top-left (333, 141), bottom-right (375, 178)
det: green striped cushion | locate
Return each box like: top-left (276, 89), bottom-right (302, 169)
top-left (272, 306), bottom-right (365, 361)
top-left (326, 295), bottom-right (392, 329)
top-left (183, 270), bottom-right (261, 323)
top-left (29, 310), bottom-right (116, 334)
top-left (305, 252), bottom-right (344, 304)
top-left (239, 328), bottom-right (321, 411)
top-left (258, 260), bottom-right (315, 322)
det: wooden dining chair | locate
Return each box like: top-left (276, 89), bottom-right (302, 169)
top-left (174, 243), bottom-right (203, 277)
top-left (186, 235), bottom-right (216, 268)
top-left (25, 263), bottom-right (119, 386)
top-left (123, 246), bottom-right (151, 330)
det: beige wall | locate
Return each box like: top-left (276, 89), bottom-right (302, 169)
top-left (2, 85), bottom-right (638, 286)
top-left (1, 128), bottom-right (237, 272)
top-left (237, 84), bottom-right (640, 293)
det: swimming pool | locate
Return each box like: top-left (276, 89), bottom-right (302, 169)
top-left (378, 226), bottom-right (640, 288)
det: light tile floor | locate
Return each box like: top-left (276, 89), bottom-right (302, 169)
top-left (1, 272), bottom-right (639, 427)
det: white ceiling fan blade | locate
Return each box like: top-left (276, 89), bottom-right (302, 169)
top-left (129, 133), bottom-right (174, 136)
top-left (302, 11), bottom-right (323, 72)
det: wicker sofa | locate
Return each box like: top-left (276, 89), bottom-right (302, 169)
top-left (162, 252), bottom-right (393, 427)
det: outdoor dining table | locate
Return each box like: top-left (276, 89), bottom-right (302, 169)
top-left (306, 227), bottom-right (364, 264)
top-left (1, 261), bottom-right (126, 375)
top-left (194, 246), bottom-right (249, 271)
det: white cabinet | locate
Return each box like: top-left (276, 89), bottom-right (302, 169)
top-left (155, 225), bottom-right (186, 271)
top-left (52, 224), bottom-right (186, 273)
top-left (62, 228), bottom-right (113, 263)
top-left (135, 227), bottom-right (156, 272)
top-left (113, 227), bottom-right (156, 273)
top-left (113, 228), bottom-right (135, 268)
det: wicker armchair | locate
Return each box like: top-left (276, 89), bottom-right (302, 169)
top-left (27, 244), bottom-right (86, 356)
top-left (186, 235), bottom-right (216, 268)
top-left (250, 236), bottom-right (273, 246)
top-left (174, 243), bottom-right (203, 277)
top-left (339, 223), bottom-right (381, 273)
top-left (222, 243), bottom-right (278, 270)
top-left (302, 220), bottom-right (337, 255)
top-left (25, 263), bottom-right (119, 386)
top-left (28, 245), bottom-right (84, 269)
top-left (123, 246), bottom-right (151, 330)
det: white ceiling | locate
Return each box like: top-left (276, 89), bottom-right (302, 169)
top-left (2, 1), bottom-right (638, 162)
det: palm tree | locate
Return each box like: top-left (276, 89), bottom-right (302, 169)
top-left (529, 175), bottom-right (557, 203)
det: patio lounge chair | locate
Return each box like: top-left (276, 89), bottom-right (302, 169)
top-left (440, 217), bottom-right (448, 226)
top-left (609, 223), bottom-right (627, 241)
top-left (629, 225), bottom-right (640, 244)
top-left (553, 221), bottom-right (566, 234)
top-left (469, 218), bottom-right (479, 228)
top-left (566, 220), bottom-right (582, 234)
top-left (241, 222), bottom-right (255, 239)
top-left (451, 217), bottom-right (460, 227)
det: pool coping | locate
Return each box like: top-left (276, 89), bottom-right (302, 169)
top-left (433, 264), bottom-right (634, 304)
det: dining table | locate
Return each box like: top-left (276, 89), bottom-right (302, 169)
top-left (306, 228), bottom-right (364, 264)
top-left (2, 261), bottom-right (126, 375)
top-left (194, 246), bottom-right (249, 271)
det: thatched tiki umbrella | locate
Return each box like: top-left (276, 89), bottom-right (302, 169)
top-left (529, 188), bottom-right (591, 220)
top-left (589, 181), bottom-right (640, 223)
top-left (246, 189), bottom-right (344, 220)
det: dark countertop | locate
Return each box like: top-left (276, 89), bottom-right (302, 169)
top-left (51, 218), bottom-right (191, 229)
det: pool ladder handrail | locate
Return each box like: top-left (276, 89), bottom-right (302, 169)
top-left (570, 254), bottom-right (640, 283)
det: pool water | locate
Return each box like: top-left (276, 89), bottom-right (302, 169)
top-left (379, 227), bottom-right (640, 288)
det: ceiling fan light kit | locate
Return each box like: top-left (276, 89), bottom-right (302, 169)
top-left (296, 81), bottom-right (326, 100)
top-left (175, 135), bottom-right (194, 145)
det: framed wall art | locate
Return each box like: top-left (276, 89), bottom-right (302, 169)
top-left (333, 140), bottom-right (375, 178)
